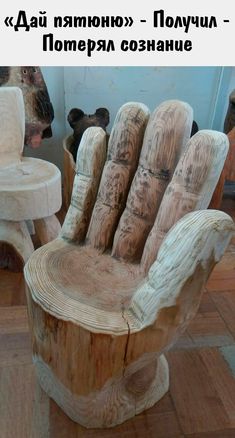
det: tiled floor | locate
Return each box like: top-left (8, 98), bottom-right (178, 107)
top-left (0, 198), bottom-right (235, 437)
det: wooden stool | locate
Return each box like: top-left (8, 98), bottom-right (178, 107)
top-left (24, 101), bottom-right (235, 428)
top-left (0, 87), bottom-right (62, 271)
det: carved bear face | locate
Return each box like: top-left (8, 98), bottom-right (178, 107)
top-left (68, 107), bottom-right (110, 161)
top-left (0, 66), bottom-right (54, 148)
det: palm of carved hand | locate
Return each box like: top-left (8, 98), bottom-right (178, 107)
top-left (28, 101), bottom-right (233, 338)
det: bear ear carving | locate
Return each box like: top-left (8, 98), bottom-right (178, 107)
top-left (0, 67), bottom-right (10, 85)
top-left (67, 108), bottom-right (85, 128)
top-left (95, 108), bottom-right (110, 127)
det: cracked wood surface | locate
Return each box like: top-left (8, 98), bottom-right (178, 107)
top-left (24, 100), bottom-right (234, 428)
top-left (2, 196), bottom-right (235, 436)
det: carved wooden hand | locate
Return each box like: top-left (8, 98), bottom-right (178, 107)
top-left (25, 101), bottom-right (235, 428)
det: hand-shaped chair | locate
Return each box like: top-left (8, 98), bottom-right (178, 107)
top-left (0, 87), bottom-right (61, 271)
top-left (24, 101), bottom-right (235, 428)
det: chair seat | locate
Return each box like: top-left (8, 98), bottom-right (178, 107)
top-left (0, 157), bottom-right (61, 220)
top-left (25, 238), bottom-right (143, 333)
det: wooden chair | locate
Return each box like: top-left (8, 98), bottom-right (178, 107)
top-left (0, 87), bottom-right (61, 271)
top-left (24, 101), bottom-right (235, 428)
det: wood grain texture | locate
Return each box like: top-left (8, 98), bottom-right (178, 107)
top-left (225, 127), bottom-right (235, 181)
top-left (210, 291), bottom-right (235, 338)
top-left (0, 157), bottom-right (62, 221)
top-left (34, 215), bottom-right (61, 245)
top-left (128, 210), bottom-right (234, 331)
top-left (32, 351), bottom-right (168, 428)
top-left (167, 349), bottom-right (231, 434)
top-left (112, 100), bottom-right (193, 262)
top-left (87, 102), bottom-right (150, 251)
top-left (24, 210), bottom-right (234, 428)
top-left (61, 127), bottom-right (107, 243)
top-left (24, 100), bottom-right (234, 429)
top-left (0, 270), bottom-right (26, 306)
top-left (199, 348), bottom-right (235, 426)
top-left (2, 194), bottom-right (235, 435)
top-left (0, 87), bottom-right (62, 250)
top-left (142, 130), bottom-right (229, 271)
top-left (209, 166), bottom-right (226, 209)
top-left (0, 87), bottom-right (24, 167)
top-left (209, 127), bottom-right (235, 209)
top-left (0, 364), bottom-right (35, 438)
top-left (62, 135), bottom-right (76, 211)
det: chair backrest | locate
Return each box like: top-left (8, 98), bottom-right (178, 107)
top-left (0, 87), bottom-right (25, 167)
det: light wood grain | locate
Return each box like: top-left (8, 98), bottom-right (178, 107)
top-left (2, 197), bottom-right (235, 435)
top-left (112, 100), bottom-right (193, 262)
top-left (24, 100), bottom-right (233, 429)
top-left (0, 87), bottom-right (24, 167)
top-left (0, 87), bottom-right (61, 222)
top-left (24, 210), bottom-right (234, 428)
top-left (87, 102), bottom-right (150, 251)
top-left (61, 127), bottom-right (107, 242)
top-left (142, 130), bottom-right (229, 271)
top-left (62, 135), bottom-right (76, 211)
top-left (34, 215), bottom-right (61, 246)
top-left (0, 158), bottom-right (62, 221)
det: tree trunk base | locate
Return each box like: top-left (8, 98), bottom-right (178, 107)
top-left (33, 352), bottom-right (169, 429)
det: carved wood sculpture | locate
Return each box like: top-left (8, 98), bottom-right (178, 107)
top-left (24, 101), bottom-right (235, 428)
top-left (0, 87), bottom-right (61, 271)
top-left (0, 66), bottom-right (54, 148)
top-left (210, 89), bottom-right (235, 208)
top-left (63, 107), bottom-right (110, 209)
top-left (68, 107), bottom-right (110, 162)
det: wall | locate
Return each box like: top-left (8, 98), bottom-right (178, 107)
top-left (25, 66), bottom-right (234, 170)
top-left (64, 67), bottom-right (230, 133)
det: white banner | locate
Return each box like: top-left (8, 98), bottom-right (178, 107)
top-left (0, 0), bottom-right (233, 65)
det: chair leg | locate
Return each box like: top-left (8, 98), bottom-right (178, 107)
top-left (34, 215), bottom-right (61, 246)
top-left (0, 220), bottom-right (34, 271)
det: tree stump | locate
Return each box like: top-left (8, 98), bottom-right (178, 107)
top-left (24, 101), bottom-right (234, 428)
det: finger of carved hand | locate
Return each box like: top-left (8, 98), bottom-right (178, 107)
top-left (127, 210), bottom-right (235, 332)
top-left (86, 102), bottom-right (150, 251)
top-left (142, 130), bottom-right (229, 271)
top-left (112, 100), bottom-right (193, 262)
top-left (61, 127), bottom-right (107, 242)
